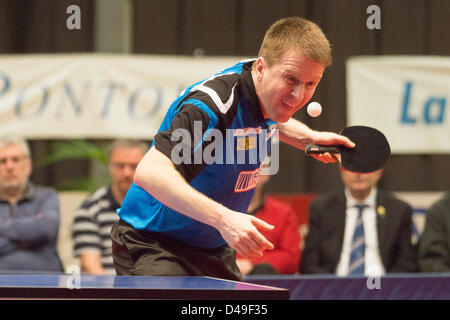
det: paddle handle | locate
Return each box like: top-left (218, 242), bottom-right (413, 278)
top-left (305, 145), bottom-right (340, 155)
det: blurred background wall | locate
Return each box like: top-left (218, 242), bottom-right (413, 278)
top-left (0, 0), bottom-right (449, 194)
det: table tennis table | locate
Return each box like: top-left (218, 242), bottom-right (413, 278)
top-left (0, 274), bottom-right (289, 300)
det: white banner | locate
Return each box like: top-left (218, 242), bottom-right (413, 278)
top-left (347, 56), bottom-right (450, 154)
top-left (0, 54), bottom-right (247, 139)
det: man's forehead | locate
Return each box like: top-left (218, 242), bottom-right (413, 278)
top-left (274, 50), bottom-right (324, 75)
top-left (111, 146), bottom-right (143, 154)
top-left (110, 147), bottom-right (144, 160)
top-left (276, 49), bottom-right (323, 63)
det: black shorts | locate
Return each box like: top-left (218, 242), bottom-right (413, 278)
top-left (111, 220), bottom-right (242, 281)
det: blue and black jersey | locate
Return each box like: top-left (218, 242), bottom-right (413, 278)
top-left (118, 59), bottom-right (277, 249)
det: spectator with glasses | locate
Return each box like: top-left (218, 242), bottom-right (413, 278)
top-left (0, 135), bottom-right (63, 274)
top-left (72, 139), bottom-right (148, 274)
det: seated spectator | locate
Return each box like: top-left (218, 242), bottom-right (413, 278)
top-left (236, 168), bottom-right (300, 276)
top-left (418, 191), bottom-right (450, 272)
top-left (0, 135), bottom-right (62, 274)
top-left (72, 139), bottom-right (148, 275)
top-left (301, 167), bottom-right (418, 276)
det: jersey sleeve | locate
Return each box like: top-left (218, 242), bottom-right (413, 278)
top-left (154, 98), bottom-right (221, 182)
top-left (154, 72), bottom-right (240, 182)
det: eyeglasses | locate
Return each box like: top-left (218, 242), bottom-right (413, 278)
top-left (109, 162), bottom-right (139, 171)
top-left (0, 156), bottom-right (27, 166)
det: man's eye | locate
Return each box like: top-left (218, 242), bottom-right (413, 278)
top-left (284, 75), bottom-right (296, 84)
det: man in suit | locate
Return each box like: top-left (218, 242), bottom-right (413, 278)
top-left (418, 191), bottom-right (450, 272)
top-left (300, 168), bottom-right (418, 276)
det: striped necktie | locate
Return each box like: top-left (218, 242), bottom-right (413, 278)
top-left (349, 204), bottom-right (368, 275)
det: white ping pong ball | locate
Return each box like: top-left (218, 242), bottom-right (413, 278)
top-left (307, 102), bottom-right (322, 117)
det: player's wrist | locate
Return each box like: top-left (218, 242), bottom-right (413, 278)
top-left (209, 205), bottom-right (231, 230)
top-left (312, 129), bottom-right (328, 142)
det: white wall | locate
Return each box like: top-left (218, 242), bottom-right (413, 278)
top-left (58, 191), bottom-right (88, 271)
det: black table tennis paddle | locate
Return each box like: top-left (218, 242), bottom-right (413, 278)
top-left (305, 126), bottom-right (391, 173)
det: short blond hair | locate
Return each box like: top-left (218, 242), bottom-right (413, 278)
top-left (107, 139), bottom-right (149, 162)
top-left (258, 17), bottom-right (332, 68)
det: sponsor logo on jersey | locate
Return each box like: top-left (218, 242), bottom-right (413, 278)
top-left (234, 168), bottom-right (260, 192)
top-left (236, 136), bottom-right (257, 151)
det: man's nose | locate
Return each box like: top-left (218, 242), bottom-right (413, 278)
top-left (291, 84), bottom-right (305, 104)
top-left (5, 159), bottom-right (16, 170)
top-left (123, 165), bottom-right (135, 177)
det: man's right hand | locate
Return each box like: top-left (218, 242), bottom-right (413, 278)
top-left (217, 210), bottom-right (274, 259)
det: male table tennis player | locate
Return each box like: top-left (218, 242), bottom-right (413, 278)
top-left (111, 17), bottom-right (354, 280)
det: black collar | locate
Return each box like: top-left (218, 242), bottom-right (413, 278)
top-left (106, 185), bottom-right (121, 209)
top-left (239, 61), bottom-right (266, 124)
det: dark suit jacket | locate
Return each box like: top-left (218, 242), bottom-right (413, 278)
top-left (300, 189), bottom-right (418, 274)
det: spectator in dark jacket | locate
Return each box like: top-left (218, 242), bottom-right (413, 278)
top-left (0, 135), bottom-right (62, 273)
top-left (419, 191), bottom-right (450, 272)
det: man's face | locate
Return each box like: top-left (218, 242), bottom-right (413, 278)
top-left (254, 50), bottom-right (324, 123)
top-left (0, 144), bottom-right (31, 193)
top-left (109, 147), bottom-right (145, 195)
top-left (340, 169), bottom-right (384, 194)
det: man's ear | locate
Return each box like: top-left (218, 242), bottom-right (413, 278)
top-left (255, 57), bottom-right (265, 80)
top-left (25, 157), bottom-right (33, 179)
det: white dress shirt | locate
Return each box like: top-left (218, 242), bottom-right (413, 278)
top-left (335, 187), bottom-right (386, 277)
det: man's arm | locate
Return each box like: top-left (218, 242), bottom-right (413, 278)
top-left (72, 203), bottom-right (105, 275)
top-left (80, 252), bottom-right (105, 275)
top-left (0, 236), bottom-right (18, 255)
top-left (134, 147), bottom-right (275, 259)
top-left (0, 190), bottom-right (60, 246)
top-left (278, 118), bottom-right (355, 163)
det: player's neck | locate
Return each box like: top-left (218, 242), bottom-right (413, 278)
top-left (251, 67), bottom-right (268, 119)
